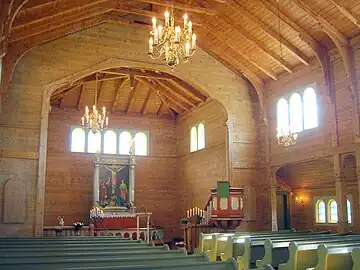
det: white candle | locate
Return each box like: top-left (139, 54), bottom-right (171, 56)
top-left (175, 26), bottom-right (181, 42)
top-left (154, 28), bottom-right (159, 44)
top-left (85, 106), bottom-right (89, 114)
top-left (164, 11), bottom-right (169, 26)
top-left (158, 25), bottom-right (163, 38)
top-left (81, 116), bottom-right (84, 126)
top-left (149, 37), bottom-right (153, 53)
top-left (152, 17), bottom-right (156, 30)
top-left (102, 106), bottom-right (106, 115)
top-left (183, 13), bottom-right (188, 28)
top-left (105, 116), bottom-right (108, 126)
top-left (185, 42), bottom-right (190, 56)
top-left (188, 21), bottom-right (192, 33)
top-left (192, 33), bottom-right (196, 49)
top-left (187, 210), bottom-right (190, 218)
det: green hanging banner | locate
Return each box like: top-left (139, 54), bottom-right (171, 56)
top-left (217, 181), bottom-right (230, 198)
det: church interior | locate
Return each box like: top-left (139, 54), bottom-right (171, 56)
top-left (1, 0), bottom-right (360, 269)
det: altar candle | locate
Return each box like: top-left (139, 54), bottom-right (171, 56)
top-left (187, 210), bottom-right (190, 218)
top-left (189, 208), bottom-right (192, 216)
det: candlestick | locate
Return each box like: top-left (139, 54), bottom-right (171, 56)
top-left (188, 21), bottom-right (192, 33)
top-left (152, 17), bottom-right (156, 30)
top-left (164, 11), bottom-right (169, 26)
top-left (183, 13), bottom-right (188, 28)
top-left (149, 37), bottom-right (153, 53)
top-left (175, 26), bottom-right (181, 42)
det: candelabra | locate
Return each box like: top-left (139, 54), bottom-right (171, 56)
top-left (277, 129), bottom-right (298, 148)
top-left (148, 10), bottom-right (197, 70)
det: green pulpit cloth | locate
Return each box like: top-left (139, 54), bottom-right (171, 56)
top-left (217, 181), bottom-right (230, 198)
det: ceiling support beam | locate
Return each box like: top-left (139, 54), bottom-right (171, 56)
top-left (156, 101), bottom-right (165, 117)
top-left (156, 92), bottom-right (177, 118)
top-left (167, 79), bottom-right (207, 102)
top-left (328, 0), bottom-right (360, 28)
top-left (96, 81), bottom-right (104, 104)
top-left (136, 0), bottom-right (216, 15)
top-left (201, 26), bottom-right (278, 80)
top-left (226, 0), bottom-right (310, 66)
top-left (156, 80), bottom-right (197, 107)
top-left (141, 88), bottom-right (154, 116)
top-left (126, 78), bottom-right (140, 115)
top-left (112, 77), bottom-right (129, 112)
top-left (77, 84), bottom-right (85, 110)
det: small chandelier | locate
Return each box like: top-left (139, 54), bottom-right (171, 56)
top-left (277, 128), bottom-right (298, 148)
top-left (148, 9), bottom-right (197, 70)
top-left (81, 73), bottom-right (108, 133)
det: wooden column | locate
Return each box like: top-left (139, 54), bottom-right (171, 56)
top-left (355, 149), bottom-right (360, 229)
top-left (225, 119), bottom-right (234, 183)
top-left (334, 154), bottom-right (349, 233)
top-left (269, 167), bottom-right (278, 231)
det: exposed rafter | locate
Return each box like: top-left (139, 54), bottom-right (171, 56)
top-left (158, 80), bottom-right (197, 107)
top-left (328, 0), bottom-right (360, 28)
top-left (141, 87), bottom-right (154, 116)
top-left (226, 0), bottom-right (310, 66)
top-left (156, 92), bottom-right (177, 118)
top-left (112, 77), bottom-right (129, 112)
top-left (77, 84), bottom-right (85, 111)
top-left (126, 78), bottom-right (140, 115)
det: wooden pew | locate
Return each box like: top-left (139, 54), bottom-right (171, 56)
top-left (0, 257), bottom-right (238, 270)
top-left (0, 241), bottom-right (148, 248)
top-left (351, 248), bottom-right (360, 270)
top-left (256, 235), bottom-right (360, 268)
top-left (279, 239), bottom-right (360, 270)
top-left (311, 243), bottom-right (360, 270)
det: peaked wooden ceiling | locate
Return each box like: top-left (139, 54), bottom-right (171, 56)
top-left (50, 67), bottom-right (210, 119)
top-left (1, 0), bottom-right (360, 109)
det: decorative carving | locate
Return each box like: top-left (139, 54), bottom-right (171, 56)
top-left (4, 177), bottom-right (26, 223)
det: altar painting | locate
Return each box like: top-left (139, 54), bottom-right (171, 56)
top-left (98, 164), bottom-right (130, 208)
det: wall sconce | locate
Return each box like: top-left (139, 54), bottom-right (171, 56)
top-left (295, 196), bottom-right (306, 206)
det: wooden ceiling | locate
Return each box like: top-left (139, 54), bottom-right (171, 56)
top-left (1, 0), bottom-right (360, 108)
top-left (50, 67), bottom-right (209, 119)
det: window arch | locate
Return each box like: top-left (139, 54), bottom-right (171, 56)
top-left (104, 130), bottom-right (117, 154)
top-left (277, 98), bottom-right (289, 137)
top-left (289, 93), bottom-right (303, 133)
top-left (347, 199), bottom-right (352, 224)
top-left (328, 200), bottom-right (338, 223)
top-left (71, 128), bottom-right (86, 152)
top-left (197, 123), bottom-right (205, 150)
top-left (316, 200), bottom-right (326, 223)
top-left (88, 131), bottom-right (101, 153)
top-left (119, 131), bottom-right (132, 155)
top-left (303, 87), bottom-right (318, 130)
top-left (134, 132), bottom-right (148, 156)
top-left (190, 126), bottom-right (197, 152)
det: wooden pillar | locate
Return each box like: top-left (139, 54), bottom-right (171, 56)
top-left (355, 149), bottom-right (360, 229)
top-left (334, 154), bottom-right (349, 233)
top-left (225, 119), bottom-right (234, 183)
top-left (268, 167), bottom-right (278, 231)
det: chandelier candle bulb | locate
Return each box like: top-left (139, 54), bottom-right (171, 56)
top-left (175, 26), bottom-right (181, 42)
top-left (154, 28), bottom-right (159, 44)
top-left (184, 13), bottom-right (188, 28)
top-left (188, 21), bottom-right (192, 33)
top-left (165, 11), bottom-right (169, 26)
top-left (102, 107), bottom-right (106, 115)
top-left (158, 25), bottom-right (163, 37)
top-left (185, 42), bottom-right (190, 56)
top-left (192, 33), bottom-right (196, 48)
top-left (81, 116), bottom-right (84, 126)
top-left (149, 37), bottom-right (153, 53)
top-left (152, 17), bottom-right (156, 30)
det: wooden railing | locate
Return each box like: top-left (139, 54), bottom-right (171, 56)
top-left (183, 224), bottom-right (221, 253)
top-left (43, 226), bottom-right (90, 237)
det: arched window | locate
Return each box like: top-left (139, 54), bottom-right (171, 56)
top-left (289, 93), bottom-right (303, 133)
top-left (104, 130), bottom-right (117, 154)
top-left (316, 200), bottom-right (326, 223)
top-left (190, 126), bottom-right (197, 152)
top-left (347, 199), bottom-right (352, 224)
top-left (71, 128), bottom-right (85, 152)
top-left (328, 200), bottom-right (338, 223)
top-left (88, 131), bottom-right (101, 153)
top-left (197, 123), bottom-right (205, 150)
top-left (119, 131), bottom-right (132, 155)
top-left (134, 132), bottom-right (148, 156)
top-left (303, 87), bottom-right (318, 130)
top-left (277, 98), bottom-right (289, 137)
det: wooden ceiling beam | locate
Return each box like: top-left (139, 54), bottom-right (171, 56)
top-left (96, 81), bottom-right (104, 104)
top-left (217, 16), bottom-right (292, 73)
top-left (158, 80), bottom-right (198, 107)
top-left (141, 87), bottom-right (154, 116)
top-left (328, 0), bottom-right (360, 28)
top-left (226, 0), bottom-right (310, 66)
top-left (77, 84), bottom-right (85, 110)
top-left (112, 7), bottom-right (202, 26)
top-left (156, 101), bottom-right (165, 117)
top-left (135, 0), bottom-right (216, 15)
top-left (101, 68), bottom-right (175, 79)
top-left (166, 79), bottom-right (207, 102)
top-left (13, 0), bottom-right (111, 30)
top-left (17, 0), bottom-right (60, 12)
top-left (9, 5), bottom-right (113, 42)
top-left (126, 78), bottom-right (140, 115)
top-left (291, 0), bottom-right (348, 45)
top-left (201, 26), bottom-right (278, 80)
top-left (112, 77), bottom-right (129, 112)
top-left (156, 93), bottom-right (177, 118)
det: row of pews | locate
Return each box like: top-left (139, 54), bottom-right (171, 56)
top-left (196, 229), bottom-right (360, 270)
top-left (0, 236), bottom-right (236, 270)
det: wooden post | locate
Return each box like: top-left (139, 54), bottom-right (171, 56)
top-left (269, 167), bottom-right (278, 231)
top-left (334, 154), bottom-right (349, 233)
top-left (136, 214), bottom-right (140, 241)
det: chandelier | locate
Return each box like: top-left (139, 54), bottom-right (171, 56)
top-left (81, 73), bottom-right (109, 133)
top-left (277, 128), bottom-right (298, 148)
top-left (148, 9), bottom-right (197, 70)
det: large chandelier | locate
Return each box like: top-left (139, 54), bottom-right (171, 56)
top-left (277, 128), bottom-right (298, 148)
top-left (81, 73), bottom-right (109, 133)
top-left (148, 9), bottom-right (197, 70)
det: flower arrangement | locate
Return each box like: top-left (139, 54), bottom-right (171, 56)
top-left (73, 221), bottom-right (84, 231)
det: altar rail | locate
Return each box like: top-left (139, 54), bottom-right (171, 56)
top-left (183, 224), bottom-right (221, 253)
top-left (43, 226), bottom-right (90, 237)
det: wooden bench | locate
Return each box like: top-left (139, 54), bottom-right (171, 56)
top-left (256, 234), bottom-right (360, 268)
top-left (310, 243), bottom-right (360, 270)
top-left (279, 239), bottom-right (360, 270)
